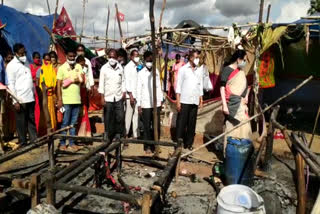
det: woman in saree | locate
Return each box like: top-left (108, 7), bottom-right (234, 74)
top-left (30, 52), bottom-right (42, 132)
top-left (76, 56), bottom-right (91, 137)
top-left (220, 50), bottom-right (252, 149)
top-left (39, 53), bottom-right (57, 131)
top-left (49, 51), bottom-right (60, 73)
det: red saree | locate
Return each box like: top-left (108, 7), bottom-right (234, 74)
top-left (30, 64), bottom-right (41, 132)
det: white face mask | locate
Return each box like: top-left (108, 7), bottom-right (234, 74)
top-left (238, 60), bottom-right (247, 69)
top-left (18, 56), bottom-right (27, 64)
top-left (193, 58), bottom-right (200, 66)
top-left (146, 62), bottom-right (153, 69)
top-left (133, 57), bottom-right (140, 63)
top-left (67, 59), bottom-right (76, 65)
top-left (109, 58), bottom-right (118, 66)
top-left (83, 67), bottom-right (88, 73)
top-left (77, 51), bottom-right (85, 56)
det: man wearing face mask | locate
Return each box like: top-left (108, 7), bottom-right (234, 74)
top-left (136, 51), bottom-right (163, 154)
top-left (76, 44), bottom-right (94, 94)
top-left (6, 43), bottom-right (37, 146)
top-left (176, 50), bottom-right (204, 150)
top-left (124, 49), bottom-right (140, 140)
top-left (99, 49), bottom-right (126, 142)
top-left (57, 49), bottom-right (83, 150)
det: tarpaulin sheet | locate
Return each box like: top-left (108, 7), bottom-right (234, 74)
top-left (0, 5), bottom-right (53, 61)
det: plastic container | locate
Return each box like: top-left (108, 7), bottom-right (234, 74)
top-left (224, 137), bottom-right (254, 186)
top-left (217, 184), bottom-right (266, 214)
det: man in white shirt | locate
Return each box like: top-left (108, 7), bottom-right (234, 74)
top-left (6, 43), bottom-right (37, 146)
top-left (176, 50), bottom-right (203, 150)
top-left (137, 51), bottom-right (163, 153)
top-left (98, 49), bottom-right (126, 141)
top-left (76, 44), bottom-right (94, 92)
top-left (124, 50), bottom-right (140, 139)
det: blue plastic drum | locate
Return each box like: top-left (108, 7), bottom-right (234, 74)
top-left (224, 137), bottom-right (254, 186)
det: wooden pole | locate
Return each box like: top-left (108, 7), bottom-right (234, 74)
top-left (149, 0), bottom-right (159, 145)
top-left (46, 0), bottom-right (51, 14)
top-left (295, 152), bottom-right (306, 214)
top-left (258, 0), bottom-right (265, 23)
top-left (142, 192), bottom-right (152, 214)
top-left (1, 0), bottom-right (3, 6)
top-left (30, 173), bottom-right (40, 208)
top-left (182, 76), bottom-right (313, 158)
top-left (158, 0), bottom-right (167, 31)
top-left (80, 0), bottom-right (86, 43)
top-left (53, 0), bottom-right (59, 29)
top-left (266, 4), bottom-right (271, 23)
top-left (106, 5), bottom-right (110, 49)
top-left (115, 3), bottom-right (123, 44)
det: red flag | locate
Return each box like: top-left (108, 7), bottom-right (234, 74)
top-left (53, 7), bottom-right (76, 39)
top-left (117, 12), bottom-right (125, 22)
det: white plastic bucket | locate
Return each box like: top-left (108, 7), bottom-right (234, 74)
top-left (217, 185), bottom-right (266, 214)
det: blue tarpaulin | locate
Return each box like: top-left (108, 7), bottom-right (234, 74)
top-left (0, 5), bottom-right (53, 61)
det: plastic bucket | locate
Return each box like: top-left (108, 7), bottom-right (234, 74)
top-left (217, 185), bottom-right (266, 214)
top-left (224, 137), bottom-right (254, 186)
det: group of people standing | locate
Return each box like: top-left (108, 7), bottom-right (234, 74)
top-left (3, 43), bottom-right (94, 151)
top-left (1, 41), bottom-right (251, 154)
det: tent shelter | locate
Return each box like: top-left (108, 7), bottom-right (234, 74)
top-left (0, 5), bottom-right (53, 61)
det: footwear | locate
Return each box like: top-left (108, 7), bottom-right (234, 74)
top-left (59, 145), bottom-right (67, 151)
top-left (187, 146), bottom-right (194, 151)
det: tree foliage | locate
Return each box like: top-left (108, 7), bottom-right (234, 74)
top-left (308, 0), bottom-right (320, 15)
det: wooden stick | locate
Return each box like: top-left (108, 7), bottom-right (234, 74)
top-left (115, 3), bottom-right (123, 42)
top-left (149, 0), bottom-right (159, 149)
top-left (258, 0), bottom-right (265, 23)
top-left (253, 105), bottom-right (279, 172)
top-left (158, 0), bottom-right (167, 31)
top-left (293, 143), bottom-right (320, 177)
top-left (266, 4), bottom-right (271, 23)
top-left (142, 192), bottom-right (152, 214)
top-left (292, 133), bottom-right (320, 167)
top-left (263, 105), bottom-right (280, 170)
top-left (295, 152), bottom-right (306, 214)
top-left (309, 106), bottom-right (320, 148)
top-left (80, 0), bottom-right (86, 43)
top-left (55, 34), bottom-right (119, 42)
top-left (106, 5), bottom-right (110, 49)
top-left (182, 76), bottom-right (313, 158)
top-left (46, 0), bottom-right (51, 14)
top-left (53, 0), bottom-right (59, 29)
top-left (31, 173), bottom-right (40, 208)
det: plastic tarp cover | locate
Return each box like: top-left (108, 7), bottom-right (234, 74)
top-left (0, 5), bottom-right (53, 61)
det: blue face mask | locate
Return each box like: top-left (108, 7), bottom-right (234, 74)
top-left (238, 60), bottom-right (247, 69)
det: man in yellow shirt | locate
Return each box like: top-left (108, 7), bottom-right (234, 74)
top-left (57, 49), bottom-right (83, 150)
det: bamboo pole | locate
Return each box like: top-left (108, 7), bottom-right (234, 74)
top-left (80, 0), bottom-right (86, 43)
top-left (1, 0), bottom-right (3, 6)
top-left (182, 76), bottom-right (314, 158)
top-left (158, 0), bottom-right (167, 31)
top-left (309, 106), bottom-right (320, 148)
top-left (53, 0), bottom-right (59, 29)
top-left (258, 0), bottom-right (265, 23)
top-left (149, 0), bottom-right (159, 146)
top-left (115, 3), bottom-right (123, 43)
top-left (106, 5), bottom-right (110, 49)
top-left (46, 0), bottom-right (51, 14)
top-left (266, 4), bottom-right (271, 23)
